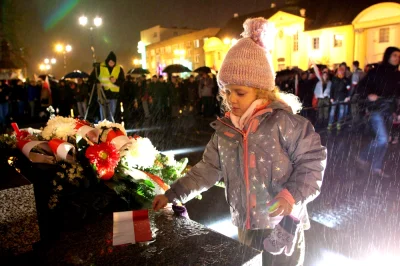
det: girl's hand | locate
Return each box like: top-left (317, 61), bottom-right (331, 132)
top-left (152, 195), bottom-right (169, 211)
top-left (267, 198), bottom-right (293, 217)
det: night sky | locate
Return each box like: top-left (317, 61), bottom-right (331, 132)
top-left (8, 0), bottom-right (285, 78)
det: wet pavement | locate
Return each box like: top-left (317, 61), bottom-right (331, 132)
top-left (124, 114), bottom-right (400, 265)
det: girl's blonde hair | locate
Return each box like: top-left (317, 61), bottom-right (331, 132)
top-left (219, 86), bottom-right (302, 114)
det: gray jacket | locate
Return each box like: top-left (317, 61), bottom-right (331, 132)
top-left (314, 80), bottom-right (331, 99)
top-left (165, 101), bottom-right (327, 230)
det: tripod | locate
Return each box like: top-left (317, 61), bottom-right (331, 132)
top-left (84, 47), bottom-right (115, 122)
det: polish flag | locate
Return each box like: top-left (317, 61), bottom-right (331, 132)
top-left (113, 210), bottom-right (152, 246)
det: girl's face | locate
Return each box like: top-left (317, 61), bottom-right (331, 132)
top-left (225, 85), bottom-right (258, 117)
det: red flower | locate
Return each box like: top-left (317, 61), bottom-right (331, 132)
top-left (85, 142), bottom-right (120, 180)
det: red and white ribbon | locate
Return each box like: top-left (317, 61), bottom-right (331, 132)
top-left (48, 139), bottom-right (75, 163)
top-left (17, 140), bottom-right (55, 164)
top-left (113, 210), bottom-right (152, 246)
top-left (122, 168), bottom-right (170, 195)
top-left (75, 122), bottom-right (100, 143)
top-left (105, 129), bottom-right (130, 151)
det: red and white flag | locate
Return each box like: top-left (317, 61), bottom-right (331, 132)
top-left (113, 210), bottom-right (152, 246)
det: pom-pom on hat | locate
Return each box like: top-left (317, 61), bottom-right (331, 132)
top-left (217, 17), bottom-right (276, 91)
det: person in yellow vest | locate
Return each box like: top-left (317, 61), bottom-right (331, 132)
top-left (90, 51), bottom-right (125, 121)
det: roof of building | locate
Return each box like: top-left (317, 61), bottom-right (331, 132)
top-left (217, 0), bottom-right (400, 37)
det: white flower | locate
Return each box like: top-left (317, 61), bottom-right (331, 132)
top-left (57, 185), bottom-right (63, 191)
top-left (61, 164), bottom-right (67, 169)
top-left (95, 120), bottom-right (126, 135)
top-left (41, 116), bottom-right (77, 140)
top-left (164, 153), bottom-right (176, 166)
top-left (122, 137), bottom-right (158, 169)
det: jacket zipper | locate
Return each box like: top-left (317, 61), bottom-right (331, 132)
top-left (217, 117), bottom-right (251, 229)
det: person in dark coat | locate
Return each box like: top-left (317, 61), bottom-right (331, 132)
top-left (356, 46), bottom-right (400, 177)
top-left (57, 80), bottom-right (73, 117)
top-left (184, 75), bottom-right (199, 113)
top-left (11, 80), bottom-right (26, 118)
top-left (0, 81), bottom-right (10, 130)
top-left (76, 78), bottom-right (89, 118)
top-left (327, 65), bottom-right (351, 131)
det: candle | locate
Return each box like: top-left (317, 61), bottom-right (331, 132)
top-left (70, 109), bottom-right (74, 118)
top-left (120, 102), bottom-right (124, 113)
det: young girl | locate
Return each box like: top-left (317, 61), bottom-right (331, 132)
top-left (153, 17), bottom-right (326, 266)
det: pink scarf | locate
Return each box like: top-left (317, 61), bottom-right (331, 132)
top-left (230, 99), bottom-right (265, 130)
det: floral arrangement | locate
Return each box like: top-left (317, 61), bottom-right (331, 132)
top-left (1, 108), bottom-right (188, 209)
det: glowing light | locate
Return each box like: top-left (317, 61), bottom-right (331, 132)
top-left (316, 250), bottom-right (400, 266)
top-left (79, 15), bottom-right (88, 26)
top-left (44, 58), bottom-right (50, 64)
top-left (44, 0), bottom-right (79, 31)
top-left (39, 64), bottom-right (46, 71)
top-left (55, 44), bottom-right (64, 52)
top-left (231, 38), bottom-right (238, 45)
top-left (335, 34), bottom-right (344, 41)
top-left (137, 41), bottom-right (145, 53)
top-left (223, 38), bottom-right (231, 45)
top-left (65, 45), bottom-right (72, 52)
top-left (51, 58), bottom-right (56, 64)
top-left (207, 218), bottom-right (237, 238)
top-left (45, 64), bottom-right (51, 70)
top-left (94, 16), bottom-right (102, 27)
top-left (161, 146), bottom-right (206, 155)
top-left (174, 49), bottom-right (185, 56)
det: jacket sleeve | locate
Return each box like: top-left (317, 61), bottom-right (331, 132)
top-left (357, 69), bottom-right (377, 98)
top-left (165, 133), bottom-right (222, 203)
top-left (116, 67), bottom-right (125, 88)
top-left (278, 111), bottom-right (327, 204)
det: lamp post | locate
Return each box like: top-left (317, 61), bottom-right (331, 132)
top-left (40, 58), bottom-right (56, 73)
top-left (55, 43), bottom-right (72, 70)
top-left (79, 15), bottom-right (102, 63)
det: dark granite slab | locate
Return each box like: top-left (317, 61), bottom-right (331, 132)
top-left (41, 209), bottom-right (262, 266)
top-left (0, 166), bottom-right (40, 255)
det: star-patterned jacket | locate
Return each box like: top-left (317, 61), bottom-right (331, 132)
top-left (165, 101), bottom-right (327, 230)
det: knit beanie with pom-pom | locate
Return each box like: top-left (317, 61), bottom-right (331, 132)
top-left (217, 17), bottom-right (276, 91)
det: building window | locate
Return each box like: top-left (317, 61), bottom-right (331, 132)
top-left (334, 35), bottom-right (343, 47)
top-left (194, 39), bottom-right (200, 48)
top-left (293, 32), bottom-right (299, 52)
top-left (312, 37), bottom-right (320, 50)
top-left (379, 28), bottom-right (389, 43)
top-left (195, 54), bottom-right (200, 63)
top-left (160, 47), bottom-right (165, 55)
top-left (186, 41), bottom-right (192, 48)
top-left (187, 49), bottom-right (192, 56)
top-left (166, 46), bottom-right (171, 54)
top-left (172, 44), bottom-right (178, 52)
top-left (153, 32), bottom-right (158, 38)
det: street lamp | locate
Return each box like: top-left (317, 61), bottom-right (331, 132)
top-left (79, 16), bottom-right (88, 26)
top-left (50, 58), bottom-right (56, 64)
top-left (44, 58), bottom-right (50, 64)
top-left (79, 15), bottom-right (103, 63)
top-left (55, 43), bottom-right (72, 70)
top-left (93, 16), bottom-right (102, 27)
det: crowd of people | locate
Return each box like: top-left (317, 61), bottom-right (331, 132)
top-left (276, 47), bottom-right (400, 139)
top-left (0, 47), bottom-right (399, 141)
